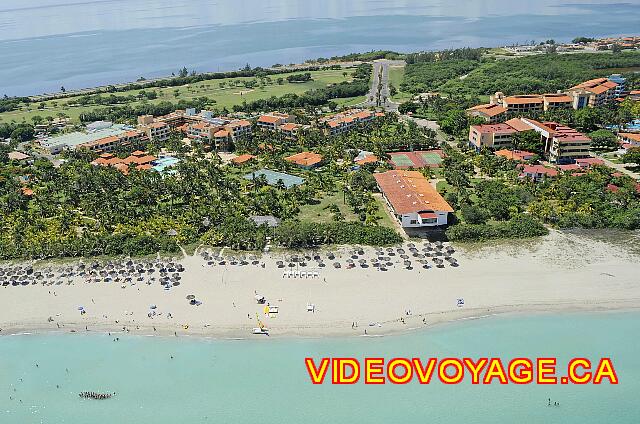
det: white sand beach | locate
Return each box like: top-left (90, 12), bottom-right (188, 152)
top-left (1, 230), bottom-right (639, 338)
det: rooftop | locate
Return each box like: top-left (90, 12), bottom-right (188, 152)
top-left (494, 149), bottom-right (536, 161)
top-left (285, 151), bottom-right (323, 167)
top-left (374, 170), bottom-right (453, 214)
top-left (467, 103), bottom-right (507, 117)
top-left (41, 124), bottom-right (130, 149)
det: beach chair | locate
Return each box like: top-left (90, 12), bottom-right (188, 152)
top-left (294, 270), bottom-right (300, 279)
top-left (300, 271), bottom-right (307, 278)
top-left (312, 271), bottom-right (319, 278)
top-left (282, 272), bottom-right (286, 279)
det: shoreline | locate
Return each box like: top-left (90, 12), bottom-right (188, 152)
top-left (2, 300), bottom-right (640, 341)
top-left (1, 230), bottom-right (639, 341)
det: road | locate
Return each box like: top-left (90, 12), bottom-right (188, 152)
top-left (594, 154), bottom-right (640, 180)
top-left (360, 59), bottom-right (404, 112)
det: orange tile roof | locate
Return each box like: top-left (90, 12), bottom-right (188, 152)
top-left (523, 119), bottom-right (556, 134)
top-left (285, 151), bottom-right (323, 167)
top-left (280, 123), bottom-right (300, 131)
top-left (504, 95), bottom-right (543, 105)
top-left (494, 149), bottom-right (535, 161)
top-left (619, 133), bottom-right (640, 143)
top-left (374, 170), bottom-right (453, 214)
top-left (214, 130), bottom-right (230, 138)
top-left (227, 120), bottom-right (251, 128)
top-left (353, 110), bottom-right (373, 119)
top-left (471, 123), bottom-right (518, 135)
top-left (231, 154), bottom-right (256, 164)
top-left (21, 187), bottom-right (34, 196)
top-left (355, 155), bottom-right (378, 165)
top-left (258, 115), bottom-right (281, 124)
top-left (467, 103), bottom-right (507, 117)
top-left (544, 94), bottom-right (572, 103)
top-left (505, 118), bottom-right (535, 132)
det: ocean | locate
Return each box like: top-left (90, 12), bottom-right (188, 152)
top-left (2, 0), bottom-right (640, 96)
top-left (1, 312), bottom-right (639, 423)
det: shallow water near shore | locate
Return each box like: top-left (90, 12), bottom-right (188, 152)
top-left (1, 311), bottom-right (638, 423)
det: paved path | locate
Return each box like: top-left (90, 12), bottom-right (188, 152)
top-left (595, 155), bottom-right (640, 180)
top-left (358, 60), bottom-right (403, 112)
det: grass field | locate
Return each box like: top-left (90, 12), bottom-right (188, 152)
top-left (0, 68), bottom-right (364, 124)
top-left (297, 192), bottom-right (395, 229)
top-left (387, 65), bottom-right (412, 102)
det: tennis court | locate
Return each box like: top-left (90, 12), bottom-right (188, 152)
top-left (418, 152), bottom-right (443, 166)
top-left (389, 153), bottom-right (416, 168)
top-left (389, 150), bottom-right (444, 169)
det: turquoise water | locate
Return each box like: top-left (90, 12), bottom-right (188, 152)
top-left (1, 312), bottom-right (639, 423)
top-left (152, 156), bottom-right (180, 173)
top-left (2, 0), bottom-right (640, 95)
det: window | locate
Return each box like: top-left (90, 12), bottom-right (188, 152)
top-left (410, 219), bottom-right (418, 225)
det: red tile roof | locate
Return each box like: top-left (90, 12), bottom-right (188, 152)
top-left (471, 123), bottom-right (518, 135)
top-left (467, 103), bottom-right (507, 117)
top-left (231, 154), bottom-right (256, 165)
top-left (258, 115), bottom-right (281, 124)
top-left (285, 151), bottom-right (323, 167)
top-left (374, 170), bottom-right (453, 214)
top-left (494, 149), bottom-right (536, 161)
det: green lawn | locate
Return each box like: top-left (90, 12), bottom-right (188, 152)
top-left (388, 65), bottom-right (412, 102)
top-left (0, 68), bottom-right (357, 125)
top-left (297, 191), bottom-right (395, 229)
top-left (298, 192), bottom-right (358, 223)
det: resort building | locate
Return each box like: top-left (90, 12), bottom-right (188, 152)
top-left (186, 122), bottom-right (215, 142)
top-left (518, 164), bottom-right (558, 182)
top-left (78, 129), bottom-right (145, 153)
top-left (494, 149), bottom-right (536, 162)
top-left (466, 104), bottom-right (507, 123)
top-left (567, 78), bottom-right (618, 107)
top-left (543, 93), bottom-right (574, 110)
top-left (231, 154), bottom-right (256, 166)
top-left (91, 151), bottom-right (157, 174)
top-left (257, 113), bottom-right (292, 131)
top-left (374, 170), bottom-right (453, 228)
top-left (285, 151), bottom-right (323, 169)
top-left (468, 123), bottom-right (520, 151)
top-left (40, 123), bottom-right (139, 154)
top-left (226, 120), bottom-right (252, 140)
top-left (322, 109), bottom-right (376, 136)
top-left (618, 133), bottom-right (640, 149)
top-left (521, 118), bottom-right (591, 164)
top-left (279, 123), bottom-right (304, 139)
top-left (608, 74), bottom-right (626, 97)
top-left (138, 116), bottom-right (171, 142)
top-left (490, 93), bottom-right (544, 115)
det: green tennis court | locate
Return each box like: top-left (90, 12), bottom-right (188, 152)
top-left (419, 152), bottom-right (442, 165)
top-left (390, 154), bottom-right (415, 167)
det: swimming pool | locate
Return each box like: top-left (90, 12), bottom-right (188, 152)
top-left (152, 156), bottom-right (180, 174)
